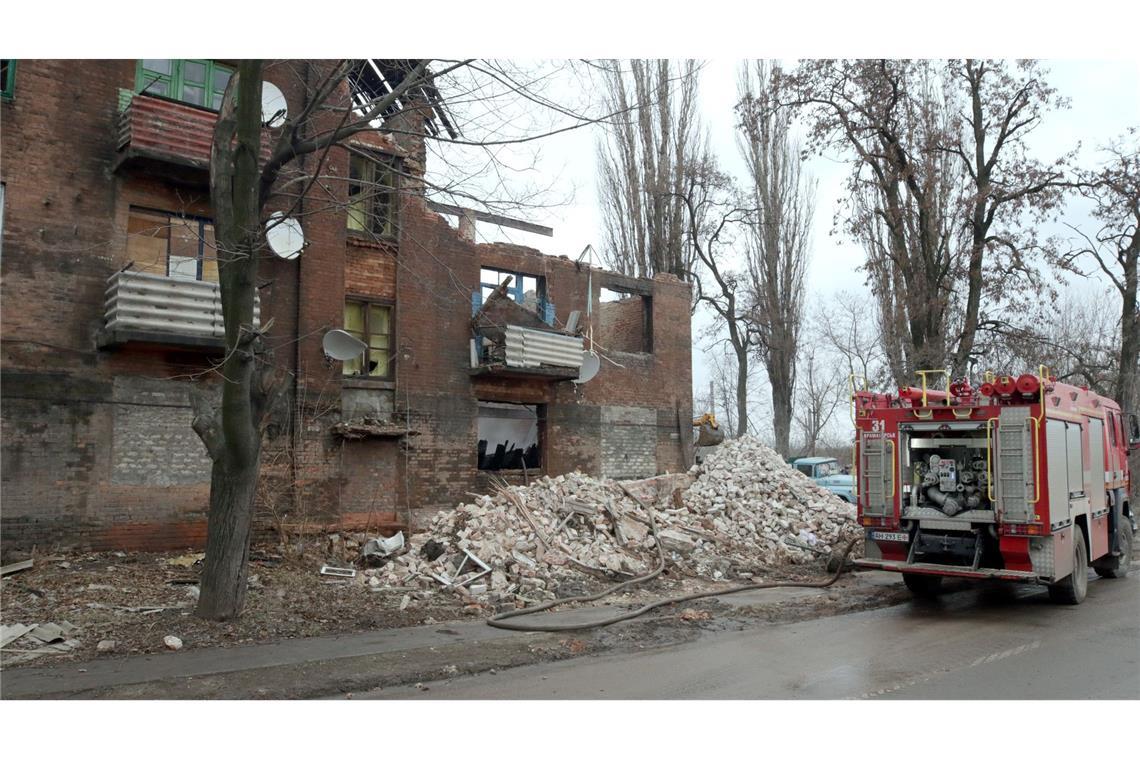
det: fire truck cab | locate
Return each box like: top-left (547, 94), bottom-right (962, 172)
top-left (853, 371), bottom-right (1138, 604)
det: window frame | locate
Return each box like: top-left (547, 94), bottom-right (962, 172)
top-left (476, 401), bottom-right (544, 472)
top-left (135, 60), bottom-right (233, 111)
top-left (346, 151), bottom-right (399, 240)
top-left (342, 297), bottom-right (395, 380)
top-left (127, 207), bottom-right (218, 284)
top-left (1, 60), bottom-right (15, 101)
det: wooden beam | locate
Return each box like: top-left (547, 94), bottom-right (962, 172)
top-left (427, 201), bottom-right (554, 238)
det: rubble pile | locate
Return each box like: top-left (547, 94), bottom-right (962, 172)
top-left (375, 437), bottom-right (858, 604)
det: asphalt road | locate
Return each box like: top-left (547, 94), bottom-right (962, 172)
top-left (358, 570), bottom-right (1140, 699)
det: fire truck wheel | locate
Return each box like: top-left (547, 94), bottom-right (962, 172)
top-left (903, 573), bottom-right (943, 596)
top-left (1093, 519), bottom-right (1132, 579)
top-left (1048, 526), bottom-right (1088, 605)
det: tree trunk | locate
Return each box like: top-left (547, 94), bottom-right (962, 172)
top-left (735, 346), bottom-right (748, 438)
top-left (196, 61), bottom-right (266, 621)
top-left (196, 456), bottom-right (260, 619)
top-left (770, 370), bottom-right (793, 458)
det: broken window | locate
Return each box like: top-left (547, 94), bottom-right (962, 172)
top-left (126, 208), bottom-right (218, 283)
top-left (136, 60), bottom-right (232, 110)
top-left (477, 402), bottom-right (541, 471)
top-left (343, 300), bottom-right (393, 378)
top-left (479, 267), bottom-right (548, 319)
top-left (597, 287), bottom-right (652, 354)
top-left (347, 153), bottom-right (398, 239)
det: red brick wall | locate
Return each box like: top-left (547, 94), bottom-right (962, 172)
top-left (1, 60), bottom-right (693, 551)
top-left (596, 297), bottom-right (649, 354)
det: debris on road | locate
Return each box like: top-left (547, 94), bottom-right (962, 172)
top-left (163, 635), bottom-right (183, 651)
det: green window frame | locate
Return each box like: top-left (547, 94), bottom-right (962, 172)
top-left (343, 300), bottom-right (394, 379)
top-left (135, 60), bottom-right (233, 110)
top-left (1, 60), bottom-right (15, 101)
top-left (347, 153), bottom-right (398, 239)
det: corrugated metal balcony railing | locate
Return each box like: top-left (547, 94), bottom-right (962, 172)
top-left (503, 325), bottom-right (584, 370)
top-left (100, 271), bottom-right (260, 349)
top-left (115, 93), bottom-right (273, 173)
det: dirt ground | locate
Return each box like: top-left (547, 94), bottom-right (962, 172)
top-left (0, 539), bottom-right (842, 670)
top-left (0, 545), bottom-right (472, 667)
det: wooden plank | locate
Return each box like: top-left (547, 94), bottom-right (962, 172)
top-left (0, 558), bottom-right (33, 577)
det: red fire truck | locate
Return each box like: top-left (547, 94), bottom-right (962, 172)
top-left (853, 370), bottom-right (1138, 603)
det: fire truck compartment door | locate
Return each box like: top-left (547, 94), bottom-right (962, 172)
top-left (1047, 419), bottom-right (1072, 525)
top-left (996, 406), bottom-right (1034, 524)
top-left (861, 435), bottom-right (893, 518)
top-left (1087, 417), bottom-right (1105, 513)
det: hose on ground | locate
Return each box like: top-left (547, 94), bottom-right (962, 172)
top-left (487, 480), bottom-right (861, 632)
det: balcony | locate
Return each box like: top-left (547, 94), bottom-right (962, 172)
top-left (471, 325), bottom-right (584, 381)
top-left (114, 93), bottom-right (272, 180)
top-left (98, 271), bottom-right (260, 350)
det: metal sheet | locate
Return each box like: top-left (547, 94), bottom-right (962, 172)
top-left (105, 271), bottom-right (259, 339)
top-left (503, 325), bottom-right (583, 369)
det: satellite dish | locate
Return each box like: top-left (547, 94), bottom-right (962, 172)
top-left (322, 329), bottom-right (368, 361)
top-left (573, 352), bottom-right (600, 384)
top-left (262, 82), bottom-right (288, 128)
top-left (266, 212), bottom-right (304, 260)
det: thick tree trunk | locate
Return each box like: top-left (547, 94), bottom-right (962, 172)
top-left (196, 456), bottom-right (260, 619)
top-left (770, 367), bottom-right (793, 458)
top-left (196, 61), bottom-right (266, 621)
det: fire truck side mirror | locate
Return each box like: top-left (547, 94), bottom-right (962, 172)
top-left (1129, 413), bottom-right (1140, 449)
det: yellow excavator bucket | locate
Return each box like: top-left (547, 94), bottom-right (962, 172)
top-left (693, 413), bottom-right (725, 446)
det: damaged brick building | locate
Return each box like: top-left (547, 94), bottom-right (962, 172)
top-left (0, 59), bottom-right (694, 552)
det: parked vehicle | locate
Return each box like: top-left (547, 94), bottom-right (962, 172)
top-left (791, 457), bottom-right (854, 502)
top-left (853, 370), bottom-right (1137, 603)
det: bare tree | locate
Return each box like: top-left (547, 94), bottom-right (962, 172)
top-left (596, 59), bottom-right (703, 280)
top-left (793, 344), bottom-right (845, 457)
top-left (943, 60), bottom-right (1071, 377)
top-left (195, 59), bottom-right (617, 620)
top-left (817, 290), bottom-right (888, 388)
top-left (1056, 131), bottom-right (1140, 414)
top-left (737, 60), bottom-right (814, 457)
top-left (779, 60), bottom-right (1068, 385)
top-left (681, 156), bottom-right (757, 437)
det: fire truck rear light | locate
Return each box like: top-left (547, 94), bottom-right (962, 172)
top-left (1005, 523), bottom-right (1046, 536)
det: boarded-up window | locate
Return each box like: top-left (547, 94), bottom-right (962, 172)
top-left (126, 208), bottom-right (218, 283)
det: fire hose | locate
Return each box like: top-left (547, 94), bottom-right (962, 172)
top-left (487, 483), bottom-right (861, 633)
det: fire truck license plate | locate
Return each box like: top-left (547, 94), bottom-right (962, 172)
top-left (870, 531), bottom-right (909, 543)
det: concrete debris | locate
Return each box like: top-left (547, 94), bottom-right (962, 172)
top-left (96, 639), bottom-right (117, 653)
top-left (163, 635), bottom-right (183, 651)
top-left (372, 437), bottom-right (858, 606)
top-left (361, 532), bottom-right (405, 559)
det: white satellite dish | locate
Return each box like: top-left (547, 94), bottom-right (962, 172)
top-left (573, 352), bottom-right (601, 384)
top-left (322, 329), bottom-right (368, 361)
top-left (262, 82), bottom-right (288, 128)
top-left (266, 212), bottom-right (304, 260)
